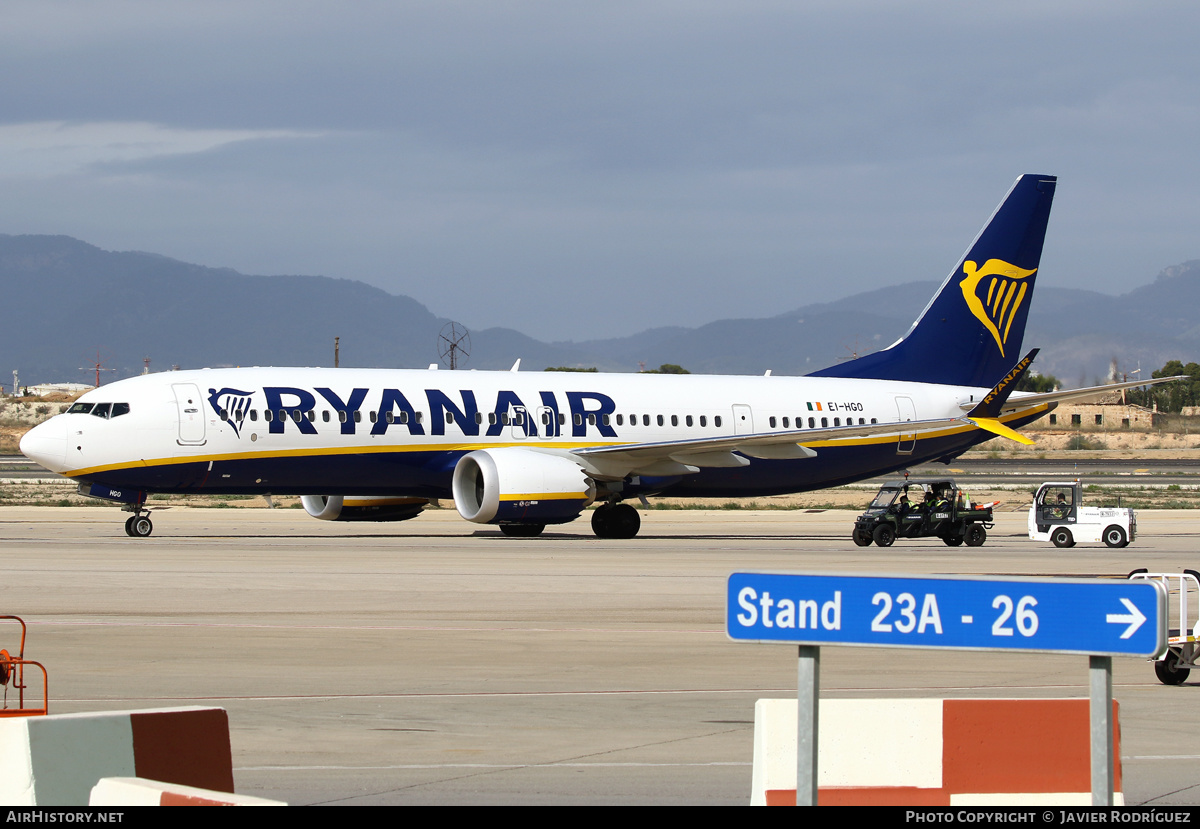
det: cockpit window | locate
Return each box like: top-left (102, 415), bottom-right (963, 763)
top-left (111, 403), bottom-right (130, 418)
top-left (90, 403), bottom-right (112, 419)
top-left (68, 402), bottom-right (94, 414)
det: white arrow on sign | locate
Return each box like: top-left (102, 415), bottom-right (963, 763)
top-left (1107, 598), bottom-right (1146, 640)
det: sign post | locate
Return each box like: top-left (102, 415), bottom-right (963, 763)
top-left (727, 572), bottom-right (1165, 806)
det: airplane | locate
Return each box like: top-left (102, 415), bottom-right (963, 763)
top-left (19, 174), bottom-right (1182, 540)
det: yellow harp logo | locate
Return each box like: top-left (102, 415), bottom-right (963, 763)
top-left (959, 259), bottom-right (1037, 357)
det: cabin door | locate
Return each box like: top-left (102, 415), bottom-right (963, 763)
top-left (173, 383), bottom-right (207, 445)
top-left (894, 396), bottom-right (916, 455)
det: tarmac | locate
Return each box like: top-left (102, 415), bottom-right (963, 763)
top-left (3, 505), bottom-right (1200, 806)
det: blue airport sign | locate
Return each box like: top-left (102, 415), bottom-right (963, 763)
top-left (726, 572), bottom-right (1166, 657)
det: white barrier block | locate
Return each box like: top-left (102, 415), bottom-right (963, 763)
top-left (91, 777), bottom-right (286, 807)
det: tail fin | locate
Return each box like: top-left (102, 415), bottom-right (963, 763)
top-left (810, 174), bottom-right (1057, 387)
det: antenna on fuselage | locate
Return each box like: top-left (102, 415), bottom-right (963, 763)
top-left (438, 322), bottom-right (471, 370)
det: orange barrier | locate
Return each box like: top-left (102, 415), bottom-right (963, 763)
top-left (752, 698), bottom-right (1121, 806)
top-left (0, 616), bottom-right (48, 717)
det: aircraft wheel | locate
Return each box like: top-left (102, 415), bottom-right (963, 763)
top-left (872, 524), bottom-right (895, 548)
top-left (1155, 650), bottom-right (1190, 685)
top-left (591, 504), bottom-right (614, 537)
top-left (124, 516), bottom-right (137, 537)
top-left (1051, 527), bottom-right (1074, 548)
top-left (964, 524), bottom-right (987, 547)
top-left (500, 523), bottom-right (545, 537)
top-left (593, 503), bottom-right (640, 539)
top-left (129, 516), bottom-right (153, 538)
top-left (852, 529), bottom-right (872, 547)
top-left (1103, 525), bottom-right (1128, 548)
top-left (942, 535), bottom-right (963, 546)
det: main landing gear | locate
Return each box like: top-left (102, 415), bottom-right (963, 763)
top-left (123, 509), bottom-right (153, 538)
top-left (591, 502), bottom-right (641, 539)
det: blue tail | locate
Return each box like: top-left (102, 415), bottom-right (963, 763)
top-left (810, 174), bottom-right (1057, 387)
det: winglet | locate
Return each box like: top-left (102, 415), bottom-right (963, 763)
top-left (967, 348), bottom-right (1039, 419)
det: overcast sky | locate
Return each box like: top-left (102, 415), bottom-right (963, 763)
top-left (3, 1), bottom-right (1199, 342)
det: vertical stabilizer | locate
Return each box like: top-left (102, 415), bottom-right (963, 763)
top-left (810, 174), bottom-right (1056, 387)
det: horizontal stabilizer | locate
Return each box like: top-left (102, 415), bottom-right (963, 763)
top-left (966, 416), bottom-right (1036, 445)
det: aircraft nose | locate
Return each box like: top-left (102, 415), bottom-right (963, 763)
top-left (20, 417), bottom-right (68, 473)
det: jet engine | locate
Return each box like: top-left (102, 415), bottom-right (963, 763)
top-left (300, 495), bottom-right (428, 522)
top-left (452, 448), bottom-right (596, 525)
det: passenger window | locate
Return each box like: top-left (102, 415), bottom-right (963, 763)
top-left (235, 410), bottom-right (244, 422)
top-left (501, 413), bottom-right (510, 425)
top-left (386, 411), bottom-right (395, 424)
top-left (307, 411), bottom-right (316, 422)
top-left (219, 409), bottom-right (228, 421)
top-left (616, 414), bottom-right (624, 426)
top-left (671, 415), bottom-right (678, 427)
top-left (808, 417), bottom-right (815, 428)
top-left (769, 416), bottom-right (777, 428)
top-left (700, 416), bottom-right (707, 427)
top-left (354, 411), bottom-right (362, 423)
top-left (370, 411), bottom-right (378, 423)
top-left (91, 403), bottom-right (111, 419)
top-left (542, 412), bottom-right (550, 425)
top-left (250, 410), bottom-right (258, 422)
top-left (558, 413), bottom-right (565, 425)
top-left (446, 412), bottom-right (454, 424)
top-left (870, 418), bottom-right (877, 424)
top-left (686, 415), bottom-right (693, 427)
top-left (399, 412), bottom-right (408, 424)
top-left (643, 415), bottom-right (650, 426)
top-left (714, 416), bottom-right (722, 428)
top-left (602, 414), bottom-right (610, 426)
top-left (265, 410), bottom-right (274, 422)
top-left (339, 411), bottom-right (347, 423)
top-left (834, 417), bottom-right (840, 427)
top-left (292, 410), bottom-right (302, 422)
top-left (782, 417), bottom-right (789, 428)
top-left (588, 414), bottom-right (596, 426)
top-left (475, 412), bottom-right (483, 425)
top-left (656, 415), bottom-right (664, 426)
top-left (574, 414), bottom-right (583, 426)
top-left (821, 417), bottom-right (828, 427)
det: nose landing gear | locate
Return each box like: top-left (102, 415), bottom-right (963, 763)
top-left (123, 509), bottom-right (153, 538)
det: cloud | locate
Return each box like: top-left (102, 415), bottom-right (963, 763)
top-left (0, 121), bottom-right (326, 178)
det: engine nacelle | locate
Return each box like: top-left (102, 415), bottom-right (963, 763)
top-left (300, 495), bottom-right (428, 522)
top-left (452, 448), bottom-right (596, 525)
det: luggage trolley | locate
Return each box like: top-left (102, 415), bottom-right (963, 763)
top-left (0, 616), bottom-right (48, 716)
top-left (1128, 569), bottom-right (1200, 685)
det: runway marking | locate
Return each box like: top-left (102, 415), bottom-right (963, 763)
top-left (55, 683), bottom-right (1155, 704)
top-left (30, 619), bottom-right (725, 635)
top-left (1127, 755), bottom-right (1200, 761)
top-left (238, 762), bottom-right (752, 771)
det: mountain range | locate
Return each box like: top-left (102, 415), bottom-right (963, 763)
top-left (2, 233), bottom-right (1196, 387)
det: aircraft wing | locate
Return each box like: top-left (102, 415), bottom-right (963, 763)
top-left (570, 416), bottom-right (968, 478)
top-left (996, 375), bottom-right (1187, 412)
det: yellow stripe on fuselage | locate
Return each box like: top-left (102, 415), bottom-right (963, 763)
top-left (60, 405), bottom-right (1049, 480)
